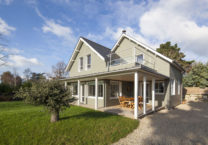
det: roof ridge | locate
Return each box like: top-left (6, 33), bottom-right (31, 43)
top-left (81, 36), bottom-right (111, 50)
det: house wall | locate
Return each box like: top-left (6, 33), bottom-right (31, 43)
top-left (112, 38), bottom-right (170, 77)
top-left (70, 43), bottom-right (107, 77)
top-left (169, 65), bottom-right (182, 107)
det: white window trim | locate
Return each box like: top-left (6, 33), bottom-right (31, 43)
top-left (171, 79), bottom-right (176, 96)
top-left (135, 53), bottom-right (144, 64)
top-left (155, 81), bottom-right (165, 95)
top-left (110, 80), bottom-right (119, 100)
top-left (86, 54), bottom-right (91, 70)
top-left (178, 79), bottom-right (181, 95)
top-left (79, 57), bottom-right (84, 71)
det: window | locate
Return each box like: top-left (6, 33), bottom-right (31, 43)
top-left (98, 84), bottom-right (103, 97)
top-left (136, 54), bottom-right (144, 64)
top-left (79, 57), bottom-right (83, 71)
top-left (88, 84), bottom-right (95, 96)
top-left (87, 54), bottom-right (91, 69)
top-left (178, 79), bottom-right (181, 95)
top-left (71, 83), bottom-right (77, 95)
top-left (110, 81), bottom-right (119, 98)
top-left (155, 82), bottom-right (164, 94)
top-left (171, 79), bottom-right (175, 95)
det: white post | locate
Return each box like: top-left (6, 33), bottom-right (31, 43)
top-left (143, 76), bottom-right (146, 114)
top-left (119, 81), bottom-right (122, 96)
top-left (78, 80), bottom-right (80, 106)
top-left (152, 78), bottom-right (155, 111)
top-left (95, 77), bottom-right (98, 110)
top-left (64, 81), bottom-right (67, 89)
top-left (134, 72), bottom-right (139, 119)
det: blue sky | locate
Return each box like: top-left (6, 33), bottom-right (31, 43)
top-left (0, 0), bottom-right (208, 77)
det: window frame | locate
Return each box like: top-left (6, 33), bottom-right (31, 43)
top-left (135, 53), bottom-right (144, 64)
top-left (79, 57), bottom-right (84, 71)
top-left (178, 79), bottom-right (181, 95)
top-left (71, 83), bottom-right (78, 96)
top-left (155, 81), bottom-right (165, 94)
top-left (87, 54), bottom-right (91, 70)
top-left (171, 79), bottom-right (175, 96)
top-left (110, 81), bottom-right (119, 99)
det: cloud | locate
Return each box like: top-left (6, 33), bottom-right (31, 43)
top-left (0, 0), bottom-right (13, 5)
top-left (139, 0), bottom-right (208, 59)
top-left (8, 55), bottom-right (41, 67)
top-left (42, 19), bottom-right (75, 42)
top-left (35, 8), bottom-right (76, 45)
top-left (0, 18), bottom-right (15, 35)
top-left (87, 26), bottom-right (158, 49)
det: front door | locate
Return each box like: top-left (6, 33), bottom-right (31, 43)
top-left (80, 84), bottom-right (85, 103)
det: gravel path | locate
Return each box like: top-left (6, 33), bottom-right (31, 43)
top-left (113, 101), bottom-right (208, 145)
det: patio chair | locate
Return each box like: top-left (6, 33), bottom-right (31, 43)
top-left (138, 96), bottom-right (143, 110)
top-left (118, 96), bottom-right (129, 107)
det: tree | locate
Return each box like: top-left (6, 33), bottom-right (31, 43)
top-left (1, 71), bottom-right (14, 86)
top-left (15, 80), bottom-right (75, 122)
top-left (183, 62), bottom-right (208, 88)
top-left (52, 61), bottom-right (67, 79)
top-left (156, 41), bottom-right (194, 72)
top-left (23, 68), bottom-right (32, 81)
top-left (31, 72), bottom-right (46, 81)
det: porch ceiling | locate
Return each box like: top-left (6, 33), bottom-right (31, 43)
top-left (100, 72), bottom-right (164, 82)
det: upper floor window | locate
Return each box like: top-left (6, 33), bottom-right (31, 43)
top-left (171, 79), bottom-right (175, 95)
top-left (136, 54), bottom-right (144, 64)
top-left (87, 54), bottom-right (91, 69)
top-left (79, 57), bottom-right (83, 71)
top-left (155, 81), bottom-right (164, 94)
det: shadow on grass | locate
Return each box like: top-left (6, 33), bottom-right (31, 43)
top-left (60, 111), bottom-right (117, 121)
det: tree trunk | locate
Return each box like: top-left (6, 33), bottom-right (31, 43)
top-left (51, 110), bottom-right (59, 123)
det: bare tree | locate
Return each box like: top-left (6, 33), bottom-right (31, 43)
top-left (52, 61), bottom-right (67, 79)
top-left (23, 68), bottom-right (32, 81)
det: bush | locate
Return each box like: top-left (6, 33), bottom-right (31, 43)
top-left (0, 83), bottom-right (13, 95)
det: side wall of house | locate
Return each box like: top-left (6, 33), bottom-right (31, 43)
top-left (169, 65), bottom-right (182, 107)
top-left (69, 43), bottom-right (107, 77)
top-left (112, 38), bottom-right (170, 77)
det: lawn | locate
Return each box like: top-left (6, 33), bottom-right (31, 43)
top-left (0, 101), bottom-right (139, 145)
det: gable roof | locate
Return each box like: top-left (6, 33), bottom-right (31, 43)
top-left (66, 33), bottom-right (184, 73)
top-left (65, 37), bottom-right (110, 72)
top-left (112, 33), bottom-right (173, 63)
top-left (81, 37), bottom-right (111, 59)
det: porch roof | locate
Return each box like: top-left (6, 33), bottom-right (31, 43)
top-left (61, 64), bottom-right (169, 82)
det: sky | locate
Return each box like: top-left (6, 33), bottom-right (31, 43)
top-left (0, 0), bottom-right (208, 77)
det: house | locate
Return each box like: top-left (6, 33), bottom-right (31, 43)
top-left (64, 31), bottom-right (184, 119)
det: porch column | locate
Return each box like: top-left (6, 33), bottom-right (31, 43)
top-left (152, 78), bottom-right (155, 111)
top-left (143, 76), bottom-right (146, 114)
top-left (134, 72), bottom-right (139, 119)
top-left (119, 81), bottom-right (122, 96)
top-left (64, 81), bottom-right (67, 89)
top-left (95, 77), bottom-right (98, 110)
top-left (77, 80), bottom-right (80, 106)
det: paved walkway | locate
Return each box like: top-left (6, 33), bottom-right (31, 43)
top-left (113, 101), bottom-right (208, 145)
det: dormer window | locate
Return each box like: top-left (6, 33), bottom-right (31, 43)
top-left (87, 54), bottom-right (91, 69)
top-left (79, 57), bottom-right (83, 71)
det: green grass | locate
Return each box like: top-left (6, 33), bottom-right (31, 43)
top-left (0, 101), bottom-right (139, 145)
